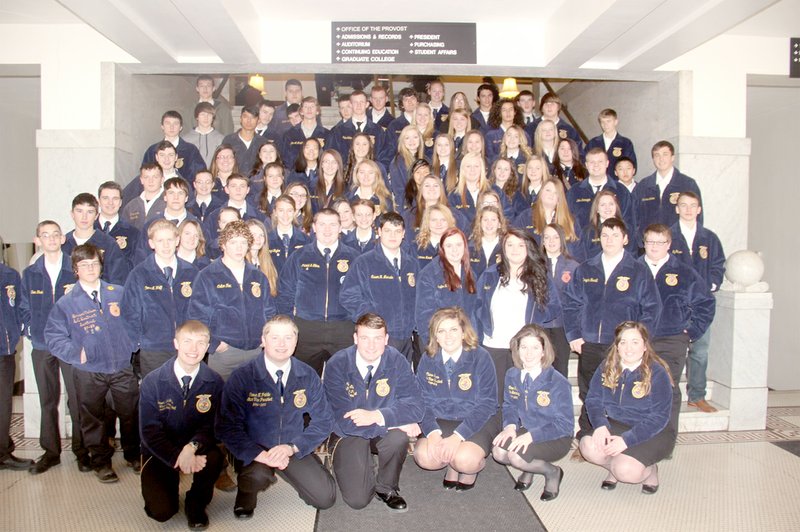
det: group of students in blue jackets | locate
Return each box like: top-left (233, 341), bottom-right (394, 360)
top-left (0, 78), bottom-right (728, 529)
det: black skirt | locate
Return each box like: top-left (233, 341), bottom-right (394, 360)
top-left (497, 429), bottom-right (572, 463)
top-left (607, 418), bottom-right (672, 467)
top-left (437, 414), bottom-right (502, 456)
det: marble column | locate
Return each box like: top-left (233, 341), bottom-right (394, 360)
top-left (708, 290), bottom-right (773, 431)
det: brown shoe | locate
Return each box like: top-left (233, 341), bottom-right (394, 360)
top-left (215, 468), bottom-right (237, 492)
top-left (688, 399), bottom-right (718, 413)
top-left (570, 447), bottom-right (585, 462)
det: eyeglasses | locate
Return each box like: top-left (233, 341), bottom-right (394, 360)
top-left (76, 261), bottom-right (101, 270)
top-left (644, 240), bottom-right (669, 246)
top-left (289, 192), bottom-right (308, 198)
top-left (39, 232), bottom-right (62, 239)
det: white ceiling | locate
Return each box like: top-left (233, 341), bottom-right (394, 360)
top-left (0, 0), bottom-right (796, 75)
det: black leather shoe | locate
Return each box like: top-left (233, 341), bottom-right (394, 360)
top-left (187, 510), bottom-right (209, 530)
top-left (233, 507), bottom-right (254, 520)
top-left (375, 491), bottom-right (408, 512)
top-left (442, 478), bottom-right (459, 490)
top-left (0, 454), bottom-right (34, 471)
top-left (77, 455), bottom-right (93, 473)
top-left (29, 455), bottom-right (61, 475)
top-left (95, 466), bottom-right (119, 483)
top-left (540, 467), bottom-right (564, 502)
top-left (126, 458), bottom-right (141, 474)
top-left (513, 480), bottom-right (532, 492)
top-left (600, 480), bottom-right (618, 490)
top-left (641, 483), bottom-right (659, 495)
top-left (455, 481), bottom-right (476, 492)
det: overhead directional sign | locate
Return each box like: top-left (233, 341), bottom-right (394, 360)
top-left (332, 22), bottom-right (477, 64)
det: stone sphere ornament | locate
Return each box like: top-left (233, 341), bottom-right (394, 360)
top-left (723, 250), bottom-right (769, 292)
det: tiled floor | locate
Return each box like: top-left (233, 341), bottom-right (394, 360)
top-left (4, 399), bottom-right (800, 531)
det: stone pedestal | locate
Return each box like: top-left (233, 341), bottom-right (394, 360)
top-left (708, 290), bottom-right (773, 430)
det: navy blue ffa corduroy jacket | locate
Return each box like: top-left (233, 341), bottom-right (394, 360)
top-left (323, 345), bottom-right (424, 439)
top-left (0, 264), bottom-right (21, 356)
top-left (501, 366), bottom-right (574, 442)
top-left (140, 358), bottom-right (224, 466)
top-left (19, 255), bottom-right (75, 351)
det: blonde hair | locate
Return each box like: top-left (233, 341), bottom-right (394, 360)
top-left (415, 204), bottom-right (456, 248)
top-left (426, 306), bottom-right (479, 355)
top-left (531, 179), bottom-right (577, 241)
top-left (352, 159), bottom-right (393, 215)
top-left (601, 322), bottom-right (674, 396)
top-left (244, 219), bottom-right (279, 297)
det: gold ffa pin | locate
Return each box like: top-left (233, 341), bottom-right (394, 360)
top-left (108, 302), bottom-right (121, 317)
top-left (616, 276), bottom-right (630, 292)
top-left (517, 163), bottom-right (525, 176)
top-left (699, 246), bottom-right (709, 259)
top-left (440, 113), bottom-right (449, 121)
top-left (669, 192), bottom-right (680, 205)
top-left (536, 391), bottom-right (551, 407)
top-left (407, 273), bottom-right (415, 287)
top-left (293, 389), bottom-right (307, 408)
top-left (612, 147), bottom-right (622, 157)
top-left (175, 157), bottom-right (184, 169)
top-left (631, 381), bottom-right (645, 399)
top-left (375, 378), bottom-right (390, 397)
top-left (558, 130), bottom-right (567, 139)
top-left (251, 282), bottom-right (261, 298)
top-left (337, 260), bottom-right (349, 273)
top-left (424, 138), bottom-right (434, 148)
top-left (458, 373), bottom-right (472, 391)
top-left (345, 382), bottom-right (357, 398)
top-left (5, 285), bottom-right (16, 307)
top-left (665, 273), bottom-right (678, 287)
top-left (318, 138), bottom-right (325, 148)
top-left (181, 282), bottom-right (193, 297)
top-left (196, 394), bottom-right (212, 413)
top-left (115, 236), bottom-right (127, 250)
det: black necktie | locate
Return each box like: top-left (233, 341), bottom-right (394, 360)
top-left (444, 358), bottom-right (455, 381)
top-left (324, 247), bottom-right (331, 264)
top-left (276, 369), bottom-right (285, 400)
top-left (199, 202), bottom-right (207, 220)
top-left (164, 266), bottom-right (173, 292)
top-left (454, 136), bottom-right (463, 151)
top-left (356, 121), bottom-right (363, 132)
top-left (364, 365), bottom-right (373, 389)
top-left (526, 116), bottom-right (532, 125)
top-left (440, 164), bottom-right (447, 180)
top-left (282, 234), bottom-right (290, 254)
top-left (102, 221), bottom-right (111, 234)
top-left (594, 185), bottom-right (601, 194)
top-left (181, 375), bottom-right (191, 400)
top-left (393, 257), bottom-right (400, 276)
top-left (91, 290), bottom-right (100, 309)
top-left (170, 219), bottom-right (179, 226)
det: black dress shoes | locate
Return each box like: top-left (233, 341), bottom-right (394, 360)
top-left (641, 483), bottom-right (659, 494)
top-left (95, 466), bottom-right (119, 483)
top-left (375, 491), bottom-right (408, 512)
top-left (601, 480), bottom-right (618, 490)
top-left (513, 479), bottom-right (532, 491)
top-left (29, 455), bottom-right (61, 475)
top-left (455, 481), bottom-right (476, 492)
top-left (0, 454), bottom-right (33, 471)
top-left (77, 455), bottom-right (93, 473)
top-left (442, 478), bottom-right (459, 490)
top-left (233, 507), bottom-right (254, 520)
top-left (540, 467), bottom-right (564, 502)
top-left (187, 510), bottom-right (209, 530)
top-left (126, 458), bottom-right (141, 474)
